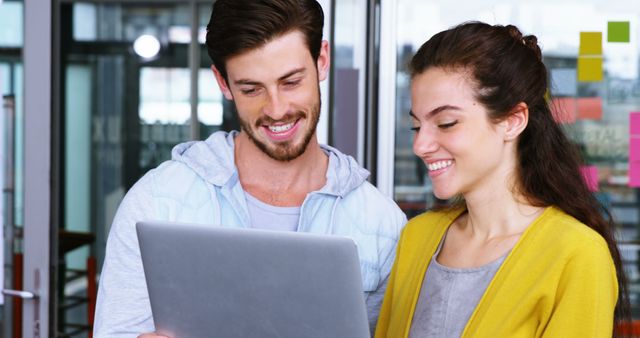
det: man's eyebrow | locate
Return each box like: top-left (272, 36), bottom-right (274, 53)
top-left (410, 105), bottom-right (461, 118)
top-left (233, 68), bottom-right (306, 86)
top-left (278, 67), bottom-right (305, 81)
top-left (234, 79), bottom-right (261, 86)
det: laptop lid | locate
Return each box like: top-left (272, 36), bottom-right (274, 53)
top-left (136, 221), bottom-right (371, 338)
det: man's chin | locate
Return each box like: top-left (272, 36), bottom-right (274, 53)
top-left (261, 142), bottom-right (307, 162)
top-left (241, 120), bottom-right (317, 162)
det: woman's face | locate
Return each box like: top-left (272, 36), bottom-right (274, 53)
top-left (410, 67), bottom-right (514, 200)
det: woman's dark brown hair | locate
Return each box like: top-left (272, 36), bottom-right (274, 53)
top-left (205, 0), bottom-right (324, 81)
top-left (409, 21), bottom-right (630, 333)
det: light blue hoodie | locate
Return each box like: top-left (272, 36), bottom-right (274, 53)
top-left (94, 131), bottom-right (406, 337)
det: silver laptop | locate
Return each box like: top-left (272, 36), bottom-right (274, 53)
top-left (136, 221), bottom-right (371, 338)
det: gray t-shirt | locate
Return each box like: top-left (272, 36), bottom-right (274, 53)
top-left (409, 239), bottom-right (507, 338)
top-left (243, 191), bottom-right (384, 335)
top-left (245, 192), bottom-right (301, 231)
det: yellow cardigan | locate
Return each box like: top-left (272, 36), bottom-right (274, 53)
top-left (375, 206), bottom-right (618, 338)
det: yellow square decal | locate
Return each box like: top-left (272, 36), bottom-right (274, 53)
top-left (577, 56), bottom-right (603, 82)
top-left (579, 32), bottom-right (602, 55)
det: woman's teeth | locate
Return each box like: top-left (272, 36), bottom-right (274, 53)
top-left (428, 160), bottom-right (453, 171)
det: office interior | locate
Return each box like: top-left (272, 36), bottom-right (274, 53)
top-left (1, 0), bottom-right (640, 337)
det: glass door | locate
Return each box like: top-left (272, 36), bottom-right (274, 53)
top-left (2, 0), bottom-right (55, 337)
top-left (384, 0), bottom-right (640, 323)
top-left (0, 1), bottom-right (57, 338)
top-left (56, 2), bottom-right (238, 336)
top-left (56, 2), bottom-right (334, 335)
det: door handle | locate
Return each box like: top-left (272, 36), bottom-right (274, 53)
top-left (2, 289), bottom-right (37, 299)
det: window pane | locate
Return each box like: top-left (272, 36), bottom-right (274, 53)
top-left (0, 2), bottom-right (23, 47)
top-left (61, 3), bottom-right (192, 335)
top-left (393, 0), bottom-right (640, 317)
top-left (73, 3), bottom-right (192, 43)
top-left (198, 3), bottom-right (237, 140)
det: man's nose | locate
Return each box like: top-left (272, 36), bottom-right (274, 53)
top-left (262, 89), bottom-right (289, 121)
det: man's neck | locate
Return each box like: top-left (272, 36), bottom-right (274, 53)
top-left (234, 132), bottom-right (329, 207)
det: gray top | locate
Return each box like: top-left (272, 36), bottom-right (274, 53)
top-left (245, 191), bottom-right (301, 231)
top-left (409, 238), bottom-right (507, 338)
top-left (244, 190), bottom-right (384, 336)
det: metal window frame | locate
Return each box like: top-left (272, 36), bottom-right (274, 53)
top-left (376, 0), bottom-right (397, 198)
top-left (317, 0), bottom-right (332, 145)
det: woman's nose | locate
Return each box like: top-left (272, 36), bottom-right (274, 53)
top-left (412, 128), bottom-right (439, 157)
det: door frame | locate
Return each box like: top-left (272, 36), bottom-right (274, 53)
top-left (23, 0), bottom-right (53, 336)
top-left (376, 0), bottom-right (397, 198)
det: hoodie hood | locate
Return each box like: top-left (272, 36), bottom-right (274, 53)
top-left (171, 131), bottom-right (370, 197)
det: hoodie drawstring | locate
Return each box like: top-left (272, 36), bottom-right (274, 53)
top-left (328, 196), bottom-right (342, 233)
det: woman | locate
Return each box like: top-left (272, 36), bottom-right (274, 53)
top-left (375, 22), bottom-right (629, 338)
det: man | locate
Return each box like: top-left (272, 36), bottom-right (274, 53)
top-left (93, 0), bottom-right (406, 337)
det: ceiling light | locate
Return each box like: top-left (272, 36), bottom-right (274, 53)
top-left (133, 34), bottom-right (161, 59)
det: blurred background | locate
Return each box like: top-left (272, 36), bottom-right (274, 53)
top-left (1, 0), bottom-right (639, 336)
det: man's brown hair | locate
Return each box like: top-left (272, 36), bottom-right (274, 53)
top-left (205, 0), bottom-right (324, 81)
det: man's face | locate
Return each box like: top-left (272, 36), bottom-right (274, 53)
top-left (213, 31), bottom-right (330, 161)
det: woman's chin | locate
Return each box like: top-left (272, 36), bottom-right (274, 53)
top-left (432, 189), bottom-right (455, 201)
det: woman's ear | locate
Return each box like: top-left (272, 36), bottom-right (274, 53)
top-left (504, 102), bottom-right (529, 141)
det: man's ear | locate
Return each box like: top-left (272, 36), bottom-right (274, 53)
top-left (316, 40), bottom-right (330, 82)
top-left (504, 102), bottom-right (529, 141)
top-left (211, 65), bottom-right (234, 100)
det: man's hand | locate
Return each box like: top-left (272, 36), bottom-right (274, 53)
top-left (138, 333), bottom-right (169, 338)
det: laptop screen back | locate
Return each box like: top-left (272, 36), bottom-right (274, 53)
top-left (136, 221), bottom-right (371, 338)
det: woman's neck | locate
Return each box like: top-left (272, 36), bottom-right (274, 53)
top-left (462, 187), bottom-right (544, 240)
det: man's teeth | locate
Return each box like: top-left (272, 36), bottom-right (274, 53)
top-left (427, 160), bottom-right (453, 171)
top-left (269, 122), bottom-right (295, 133)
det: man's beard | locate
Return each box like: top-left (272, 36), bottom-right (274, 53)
top-left (239, 98), bottom-right (321, 162)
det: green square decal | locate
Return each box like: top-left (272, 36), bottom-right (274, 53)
top-left (608, 21), bottom-right (630, 43)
